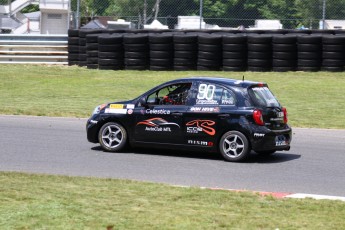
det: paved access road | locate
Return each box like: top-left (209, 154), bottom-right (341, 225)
top-left (0, 115), bottom-right (344, 196)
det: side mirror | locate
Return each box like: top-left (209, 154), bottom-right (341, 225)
top-left (139, 97), bottom-right (148, 108)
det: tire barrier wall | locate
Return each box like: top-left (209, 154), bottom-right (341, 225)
top-left (68, 29), bottom-right (345, 72)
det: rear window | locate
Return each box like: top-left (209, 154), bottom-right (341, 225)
top-left (249, 87), bottom-right (280, 107)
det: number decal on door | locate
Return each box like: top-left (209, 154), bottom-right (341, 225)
top-left (197, 84), bottom-right (215, 100)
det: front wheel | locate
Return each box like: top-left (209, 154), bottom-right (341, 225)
top-left (219, 131), bottom-right (251, 162)
top-left (98, 122), bottom-right (127, 152)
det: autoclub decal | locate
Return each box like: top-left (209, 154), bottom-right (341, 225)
top-left (137, 117), bottom-right (180, 132)
top-left (186, 119), bottom-right (216, 136)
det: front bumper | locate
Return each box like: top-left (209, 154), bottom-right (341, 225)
top-left (86, 116), bottom-right (101, 143)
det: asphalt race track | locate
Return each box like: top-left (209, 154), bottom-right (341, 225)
top-left (1, 115), bottom-right (345, 197)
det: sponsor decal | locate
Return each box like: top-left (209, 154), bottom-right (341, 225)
top-left (270, 117), bottom-right (284, 121)
top-left (104, 108), bottom-right (127, 114)
top-left (126, 104), bottom-right (135, 109)
top-left (109, 104), bottom-right (124, 109)
top-left (196, 99), bottom-right (218, 105)
top-left (254, 133), bottom-right (265, 138)
top-left (145, 109), bottom-right (171, 115)
top-left (137, 118), bottom-right (180, 132)
top-left (221, 99), bottom-right (234, 105)
top-left (145, 126), bottom-right (172, 132)
top-left (275, 135), bottom-right (287, 146)
top-left (187, 140), bottom-right (214, 146)
top-left (186, 120), bottom-right (216, 136)
top-left (127, 109), bottom-right (133, 115)
top-left (189, 107), bottom-right (220, 113)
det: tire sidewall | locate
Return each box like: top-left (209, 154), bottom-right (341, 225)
top-left (219, 131), bottom-right (250, 162)
top-left (98, 122), bottom-right (128, 152)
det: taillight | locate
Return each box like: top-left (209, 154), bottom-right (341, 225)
top-left (253, 109), bottom-right (264, 126)
top-left (283, 107), bottom-right (288, 124)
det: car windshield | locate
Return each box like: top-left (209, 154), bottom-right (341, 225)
top-left (249, 87), bottom-right (280, 107)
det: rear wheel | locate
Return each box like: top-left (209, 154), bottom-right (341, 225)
top-left (98, 122), bottom-right (127, 152)
top-left (219, 131), bottom-right (251, 162)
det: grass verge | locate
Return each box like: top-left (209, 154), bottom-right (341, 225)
top-left (0, 172), bottom-right (344, 229)
top-left (0, 64), bottom-right (345, 128)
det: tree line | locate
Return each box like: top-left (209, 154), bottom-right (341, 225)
top-left (72, 0), bottom-right (345, 29)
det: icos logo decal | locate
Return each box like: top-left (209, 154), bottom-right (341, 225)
top-left (186, 120), bottom-right (216, 136)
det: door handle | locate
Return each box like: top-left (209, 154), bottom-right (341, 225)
top-left (218, 114), bottom-right (230, 118)
top-left (171, 112), bottom-right (183, 116)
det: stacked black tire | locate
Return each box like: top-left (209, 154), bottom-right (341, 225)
top-left (78, 30), bottom-right (102, 67)
top-left (98, 34), bottom-right (124, 70)
top-left (247, 35), bottom-right (272, 72)
top-left (322, 35), bottom-right (345, 72)
top-left (67, 29), bottom-right (80, 66)
top-left (297, 35), bottom-right (322, 71)
top-left (272, 35), bottom-right (297, 72)
top-left (173, 33), bottom-right (198, 70)
top-left (222, 35), bottom-right (247, 71)
top-left (123, 34), bottom-right (149, 70)
top-left (149, 33), bottom-right (174, 70)
top-left (197, 34), bottom-right (222, 71)
top-left (86, 34), bottom-right (100, 69)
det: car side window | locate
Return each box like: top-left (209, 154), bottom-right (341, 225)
top-left (194, 83), bottom-right (235, 105)
top-left (147, 83), bottom-right (192, 106)
top-left (221, 89), bottom-right (236, 105)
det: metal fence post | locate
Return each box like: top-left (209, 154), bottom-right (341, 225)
top-left (322, 0), bottom-right (326, 29)
top-left (199, 0), bottom-right (203, 29)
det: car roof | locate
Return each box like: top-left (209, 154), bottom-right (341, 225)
top-left (166, 77), bottom-right (266, 88)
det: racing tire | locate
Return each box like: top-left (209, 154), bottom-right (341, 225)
top-left (272, 44), bottom-right (297, 52)
top-left (149, 34), bottom-right (173, 44)
top-left (198, 44), bottom-right (222, 52)
top-left (68, 37), bottom-right (80, 45)
top-left (98, 122), bottom-right (128, 152)
top-left (272, 66), bottom-right (296, 72)
top-left (68, 45), bottom-right (79, 53)
top-left (150, 43), bottom-right (174, 51)
top-left (322, 66), bottom-right (344, 72)
top-left (322, 44), bottom-right (344, 52)
top-left (247, 43), bottom-right (271, 52)
top-left (222, 66), bottom-right (246, 71)
top-left (174, 51), bottom-right (197, 58)
top-left (173, 34), bottom-right (198, 43)
top-left (68, 29), bottom-right (79, 37)
top-left (223, 51), bottom-right (246, 59)
top-left (98, 52), bottom-right (123, 59)
top-left (272, 35), bottom-right (297, 44)
top-left (297, 35), bottom-right (322, 44)
top-left (219, 131), bottom-right (251, 162)
top-left (222, 35), bottom-right (247, 44)
top-left (173, 65), bottom-right (197, 71)
top-left (222, 44), bottom-right (246, 52)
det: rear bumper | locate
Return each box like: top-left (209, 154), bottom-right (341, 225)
top-left (250, 126), bottom-right (292, 152)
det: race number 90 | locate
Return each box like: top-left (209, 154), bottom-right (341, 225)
top-left (197, 84), bottom-right (215, 100)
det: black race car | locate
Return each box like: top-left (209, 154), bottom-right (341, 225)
top-left (86, 77), bottom-right (292, 162)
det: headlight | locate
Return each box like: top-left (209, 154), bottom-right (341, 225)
top-left (92, 104), bottom-right (107, 115)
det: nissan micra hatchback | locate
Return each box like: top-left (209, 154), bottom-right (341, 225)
top-left (87, 77), bottom-right (292, 162)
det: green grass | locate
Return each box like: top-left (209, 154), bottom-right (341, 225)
top-left (0, 172), bottom-right (344, 229)
top-left (0, 64), bottom-right (345, 128)
top-left (1, 66), bottom-right (345, 228)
